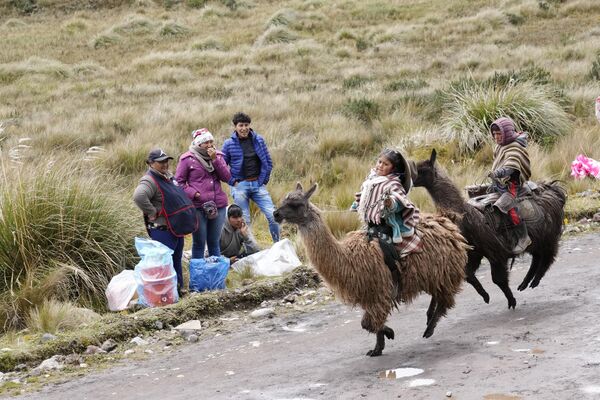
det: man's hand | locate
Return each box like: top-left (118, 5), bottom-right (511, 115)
top-left (229, 256), bottom-right (238, 264)
top-left (194, 192), bottom-right (201, 200)
top-left (239, 221), bottom-right (249, 237)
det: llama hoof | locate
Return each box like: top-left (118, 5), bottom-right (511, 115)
top-left (383, 327), bottom-right (395, 340)
top-left (530, 279), bottom-right (540, 289)
top-left (422, 327), bottom-right (434, 338)
top-left (482, 293), bottom-right (490, 304)
top-left (517, 282), bottom-right (527, 291)
top-left (508, 298), bottom-right (516, 309)
top-left (366, 349), bottom-right (382, 357)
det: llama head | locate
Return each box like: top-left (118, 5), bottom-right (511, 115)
top-left (413, 149), bottom-right (437, 188)
top-left (273, 182), bottom-right (318, 225)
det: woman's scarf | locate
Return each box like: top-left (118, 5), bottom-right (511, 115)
top-left (357, 170), bottom-right (412, 225)
top-left (189, 144), bottom-right (214, 173)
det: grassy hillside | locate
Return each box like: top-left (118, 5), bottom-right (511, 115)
top-left (0, 0), bottom-right (599, 327)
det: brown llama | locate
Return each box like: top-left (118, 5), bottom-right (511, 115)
top-left (273, 183), bottom-right (468, 357)
top-left (413, 149), bottom-right (566, 309)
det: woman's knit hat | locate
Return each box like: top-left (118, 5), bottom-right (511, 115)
top-left (191, 128), bottom-right (214, 146)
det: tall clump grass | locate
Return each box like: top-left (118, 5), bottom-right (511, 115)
top-left (255, 26), bottom-right (298, 45)
top-left (0, 160), bottom-right (141, 331)
top-left (26, 299), bottom-right (100, 334)
top-left (440, 80), bottom-right (572, 154)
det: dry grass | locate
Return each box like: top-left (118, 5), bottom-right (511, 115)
top-left (0, 0), bottom-right (599, 329)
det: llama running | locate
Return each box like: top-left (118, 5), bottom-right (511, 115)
top-left (273, 183), bottom-right (468, 357)
top-left (413, 149), bottom-right (566, 309)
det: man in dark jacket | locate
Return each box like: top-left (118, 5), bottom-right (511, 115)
top-left (221, 112), bottom-right (280, 242)
top-left (220, 205), bottom-right (260, 264)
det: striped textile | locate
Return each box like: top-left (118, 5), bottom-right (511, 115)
top-left (357, 171), bottom-right (422, 256)
top-left (492, 140), bottom-right (531, 184)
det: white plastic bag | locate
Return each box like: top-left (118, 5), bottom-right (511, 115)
top-left (231, 238), bottom-right (301, 276)
top-left (106, 270), bottom-right (137, 311)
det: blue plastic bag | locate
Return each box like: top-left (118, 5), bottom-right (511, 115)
top-left (189, 256), bottom-right (230, 292)
top-left (133, 237), bottom-right (179, 307)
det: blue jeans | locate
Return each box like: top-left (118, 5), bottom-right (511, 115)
top-left (149, 228), bottom-right (185, 290)
top-left (191, 207), bottom-right (227, 259)
top-left (231, 181), bottom-right (280, 242)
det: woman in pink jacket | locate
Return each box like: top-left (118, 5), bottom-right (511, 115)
top-left (175, 129), bottom-right (231, 258)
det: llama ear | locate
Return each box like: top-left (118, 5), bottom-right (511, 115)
top-left (408, 160), bottom-right (418, 181)
top-left (296, 182), bottom-right (303, 192)
top-left (304, 183), bottom-right (318, 199)
top-left (430, 149), bottom-right (437, 165)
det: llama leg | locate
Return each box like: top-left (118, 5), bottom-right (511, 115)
top-left (423, 294), bottom-right (455, 338)
top-left (465, 251), bottom-right (489, 303)
top-left (490, 261), bottom-right (516, 309)
top-left (361, 312), bottom-right (391, 357)
top-left (426, 297), bottom-right (436, 325)
top-left (518, 254), bottom-right (540, 291)
top-left (530, 247), bottom-right (558, 288)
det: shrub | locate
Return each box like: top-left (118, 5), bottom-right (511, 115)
top-left (10, 0), bottom-right (37, 14)
top-left (440, 80), bottom-right (572, 153)
top-left (484, 66), bottom-right (553, 88)
top-left (385, 78), bottom-right (428, 92)
top-left (355, 37), bottom-right (369, 52)
top-left (342, 75), bottom-right (372, 90)
top-left (342, 98), bottom-right (380, 124)
top-left (186, 0), bottom-right (207, 8)
top-left (505, 12), bottom-right (525, 25)
top-left (0, 162), bottom-right (140, 331)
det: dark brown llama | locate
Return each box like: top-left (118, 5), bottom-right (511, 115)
top-left (273, 183), bottom-right (468, 357)
top-left (413, 149), bottom-right (566, 309)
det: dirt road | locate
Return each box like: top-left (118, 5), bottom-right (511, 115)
top-left (16, 233), bottom-right (600, 400)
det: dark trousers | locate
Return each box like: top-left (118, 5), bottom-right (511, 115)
top-left (149, 228), bottom-right (185, 290)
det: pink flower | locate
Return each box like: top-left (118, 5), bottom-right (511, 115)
top-left (571, 154), bottom-right (600, 180)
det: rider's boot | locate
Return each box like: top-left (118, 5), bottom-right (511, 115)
top-left (512, 221), bottom-right (531, 255)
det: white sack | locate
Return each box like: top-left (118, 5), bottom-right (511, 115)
top-left (106, 270), bottom-right (137, 311)
top-left (232, 238), bottom-right (301, 276)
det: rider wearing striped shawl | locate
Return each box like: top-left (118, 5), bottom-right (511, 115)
top-left (355, 149), bottom-right (421, 257)
top-left (488, 116), bottom-right (532, 255)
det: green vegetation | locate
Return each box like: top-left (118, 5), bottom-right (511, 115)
top-left (0, 162), bottom-right (141, 331)
top-left (0, 0), bottom-right (599, 345)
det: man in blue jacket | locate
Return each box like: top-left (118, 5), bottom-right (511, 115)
top-left (221, 112), bottom-right (280, 242)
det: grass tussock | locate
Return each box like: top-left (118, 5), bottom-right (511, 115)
top-left (0, 57), bottom-right (71, 83)
top-left (3, 18), bottom-right (27, 28)
top-left (159, 21), bottom-right (190, 36)
top-left (191, 37), bottom-right (226, 51)
top-left (441, 80), bottom-right (572, 153)
top-left (255, 26), bottom-right (298, 45)
top-left (111, 15), bottom-right (157, 35)
top-left (266, 8), bottom-right (298, 28)
top-left (90, 33), bottom-right (122, 49)
top-left (26, 299), bottom-right (100, 334)
top-left (0, 161), bottom-right (140, 331)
